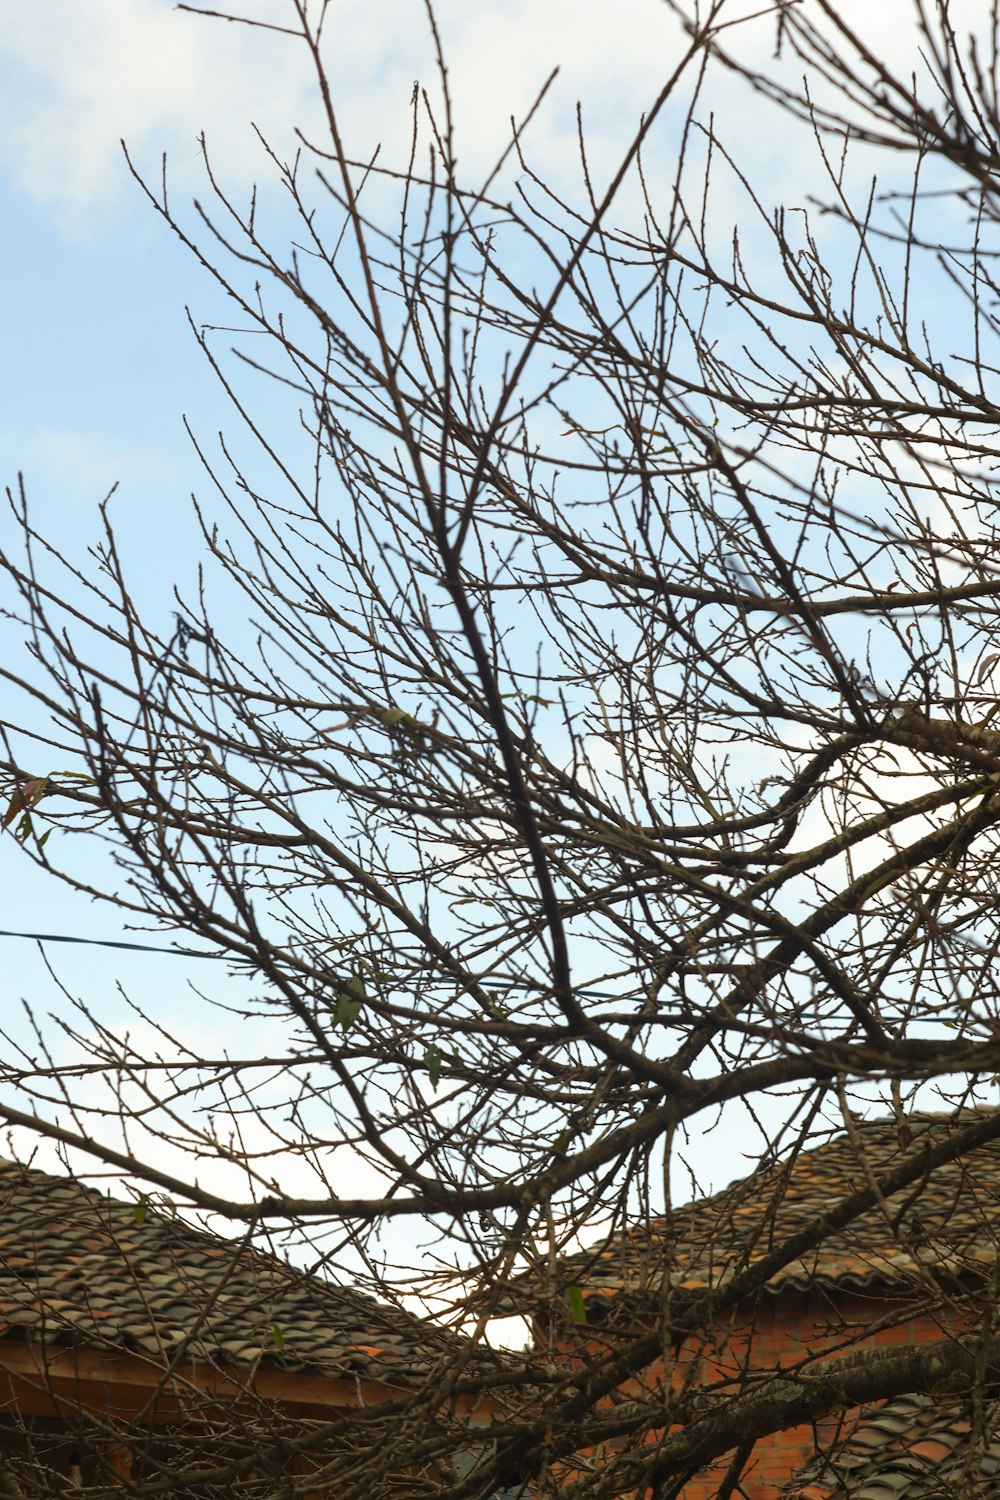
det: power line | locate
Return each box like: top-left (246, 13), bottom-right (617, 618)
top-left (0, 927), bottom-right (623, 999)
top-left (0, 927), bottom-right (238, 961)
top-left (0, 929), bottom-right (976, 1030)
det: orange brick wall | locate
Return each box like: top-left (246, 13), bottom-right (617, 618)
top-left (540, 1281), bottom-right (971, 1498)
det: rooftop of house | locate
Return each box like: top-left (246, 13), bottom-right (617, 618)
top-left (538, 1107), bottom-right (1000, 1312)
top-left (0, 1157), bottom-right (498, 1390)
top-left (788, 1391), bottom-right (1000, 1500)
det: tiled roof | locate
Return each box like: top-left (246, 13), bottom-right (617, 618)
top-left (0, 1158), bottom-right (495, 1389)
top-left (550, 1109), bottom-right (1000, 1308)
top-left (788, 1392), bottom-right (1000, 1500)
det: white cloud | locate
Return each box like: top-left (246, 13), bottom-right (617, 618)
top-left (0, 0), bottom-right (989, 247)
top-left (0, 423), bottom-right (167, 499)
top-left (0, 0), bottom-right (776, 239)
top-left (0, 1), bottom-right (317, 233)
top-left (0, 0), bottom-right (686, 254)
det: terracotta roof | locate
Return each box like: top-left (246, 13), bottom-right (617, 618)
top-left (788, 1392), bottom-right (1000, 1500)
top-left (0, 1158), bottom-right (494, 1390)
top-left (548, 1109), bottom-right (1000, 1309)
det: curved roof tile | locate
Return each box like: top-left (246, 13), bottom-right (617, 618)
top-left (0, 1158), bottom-right (499, 1390)
top-left (551, 1108), bottom-right (1000, 1308)
top-left (787, 1392), bottom-right (1000, 1500)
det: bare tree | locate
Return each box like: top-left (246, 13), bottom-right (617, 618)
top-left (4, 0), bottom-right (1000, 1495)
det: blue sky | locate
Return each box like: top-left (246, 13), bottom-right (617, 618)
top-left (0, 0), bottom-right (985, 1261)
top-left (0, 0), bottom-right (706, 1182)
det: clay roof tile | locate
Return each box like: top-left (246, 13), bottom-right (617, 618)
top-left (546, 1108), bottom-right (1000, 1308)
top-left (788, 1393), bottom-right (1000, 1500)
top-left (0, 1158), bottom-right (501, 1390)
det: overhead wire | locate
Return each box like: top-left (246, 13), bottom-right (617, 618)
top-left (0, 927), bottom-right (624, 1000)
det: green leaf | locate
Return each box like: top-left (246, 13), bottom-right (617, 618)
top-left (332, 977), bottom-right (365, 1031)
top-left (134, 1195), bottom-right (148, 1226)
top-left (425, 1043), bottom-right (441, 1091)
top-left (271, 1322), bottom-right (285, 1350)
top-left (566, 1285), bottom-right (587, 1324)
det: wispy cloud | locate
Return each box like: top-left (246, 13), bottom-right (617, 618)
top-left (0, 423), bottom-right (168, 501)
top-left (1, 0), bottom-right (983, 247)
top-left (0, 1), bottom-right (317, 234)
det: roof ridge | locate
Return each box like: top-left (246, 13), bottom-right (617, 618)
top-left (531, 1106), bottom-right (1000, 1307)
top-left (0, 1157), bottom-right (507, 1384)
